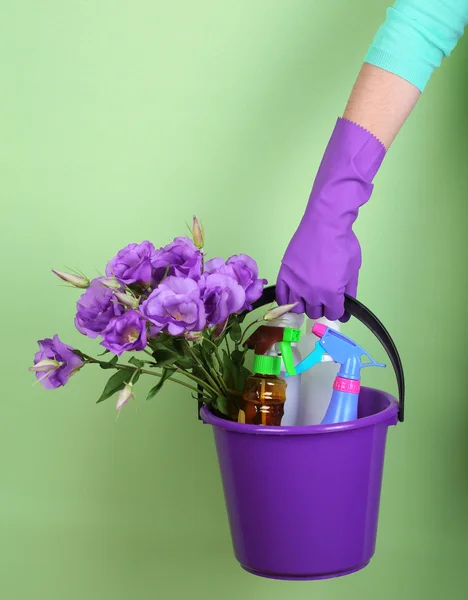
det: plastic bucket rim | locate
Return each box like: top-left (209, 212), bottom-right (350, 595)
top-left (200, 386), bottom-right (399, 435)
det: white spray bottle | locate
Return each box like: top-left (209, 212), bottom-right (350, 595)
top-left (296, 317), bottom-right (341, 425)
top-left (264, 312), bottom-right (304, 426)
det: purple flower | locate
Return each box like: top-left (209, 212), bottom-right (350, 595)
top-left (140, 276), bottom-right (206, 336)
top-left (151, 237), bottom-right (202, 283)
top-left (199, 272), bottom-right (245, 325)
top-left (204, 258), bottom-right (226, 274)
top-left (148, 324), bottom-right (163, 338)
top-left (227, 254), bottom-right (267, 309)
top-left (30, 335), bottom-right (83, 389)
top-left (106, 241), bottom-right (156, 286)
top-left (75, 278), bottom-right (124, 338)
top-left (205, 254), bottom-right (267, 310)
top-left (101, 310), bottom-right (148, 355)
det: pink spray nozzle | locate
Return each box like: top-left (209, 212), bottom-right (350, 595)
top-left (312, 323), bottom-right (327, 338)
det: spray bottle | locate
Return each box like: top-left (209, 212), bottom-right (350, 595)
top-left (241, 322), bottom-right (301, 426)
top-left (238, 355), bottom-right (286, 426)
top-left (297, 317), bottom-right (340, 425)
top-left (289, 324), bottom-right (385, 424)
top-left (263, 313), bottom-right (304, 426)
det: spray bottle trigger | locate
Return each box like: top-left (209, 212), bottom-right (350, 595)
top-left (279, 341), bottom-right (296, 376)
top-left (279, 327), bottom-right (301, 377)
top-left (359, 350), bottom-right (386, 369)
top-left (287, 341), bottom-right (327, 376)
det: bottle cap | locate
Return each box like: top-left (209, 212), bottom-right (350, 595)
top-left (282, 327), bottom-right (301, 343)
top-left (253, 354), bottom-right (281, 376)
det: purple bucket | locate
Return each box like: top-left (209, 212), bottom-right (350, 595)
top-left (199, 287), bottom-right (405, 580)
top-left (201, 389), bottom-right (398, 580)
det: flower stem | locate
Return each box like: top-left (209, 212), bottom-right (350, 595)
top-left (140, 356), bottom-right (221, 397)
top-left (82, 355), bottom-right (214, 397)
top-left (169, 366), bottom-right (220, 396)
top-left (197, 337), bottom-right (229, 393)
top-left (201, 336), bottom-right (224, 368)
top-left (182, 341), bottom-right (224, 397)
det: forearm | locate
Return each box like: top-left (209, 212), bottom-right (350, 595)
top-left (343, 63), bottom-right (420, 149)
top-left (343, 0), bottom-right (468, 149)
top-left (277, 1), bottom-right (468, 319)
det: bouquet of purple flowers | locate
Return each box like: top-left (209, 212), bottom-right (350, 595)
top-left (30, 218), bottom-right (291, 419)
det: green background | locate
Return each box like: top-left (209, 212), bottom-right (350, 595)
top-left (2, 1), bottom-right (468, 598)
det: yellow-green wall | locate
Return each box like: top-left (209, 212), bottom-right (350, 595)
top-left (2, 1), bottom-right (467, 598)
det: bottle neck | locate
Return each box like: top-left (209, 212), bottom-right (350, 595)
top-left (253, 372), bottom-right (278, 379)
top-left (337, 357), bottom-right (362, 380)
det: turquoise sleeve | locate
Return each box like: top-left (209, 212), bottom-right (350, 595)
top-left (364, 0), bottom-right (468, 91)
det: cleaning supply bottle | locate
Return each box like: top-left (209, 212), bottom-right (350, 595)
top-left (297, 317), bottom-right (341, 425)
top-left (238, 355), bottom-right (287, 426)
top-left (264, 313), bottom-right (304, 426)
top-left (244, 318), bottom-right (302, 425)
top-left (289, 324), bottom-right (385, 424)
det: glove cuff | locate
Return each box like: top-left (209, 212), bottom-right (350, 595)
top-left (331, 117), bottom-right (386, 181)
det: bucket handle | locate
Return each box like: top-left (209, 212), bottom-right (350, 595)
top-left (198, 285), bottom-right (405, 423)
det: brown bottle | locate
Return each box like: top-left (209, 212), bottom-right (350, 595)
top-left (238, 355), bottom-right (287, 426)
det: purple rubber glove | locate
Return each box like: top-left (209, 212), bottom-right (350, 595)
top-left (276, 117), bottom-right (386, 322)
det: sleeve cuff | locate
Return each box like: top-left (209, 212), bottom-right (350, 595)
top-left (364, 46), bottom-right (433, 92)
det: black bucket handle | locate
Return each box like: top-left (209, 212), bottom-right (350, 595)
top-left (198, 285), bottom-right (405, 423)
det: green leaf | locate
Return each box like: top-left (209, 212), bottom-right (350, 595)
top-left (220, 348), bottom-right (251, 393)
top-left (238, 365), bottom-right (251, 390)
top-left (236, 311), bottom-right (248, 324)
top-left (201, 338), bottom-right (211, 354)
top-left (172, 337), bottom-right (186, 356)
top-left (146, 369), bottom-right (172, 400)
top-left (147, 333), bottom-right (171, 350)
top-left (221, 349), bottom-right (233, 385)
top-left (229, 319), bottom-right (242, 343)
top-left (97, 349), bottom-right (110, 356)
top-left (174, 357), bottom-right (195, 370)
top-left (197, 344), bottom-right (212, 366)
top-left (72, 349), bottom-right (87, 360)
top-left (213, 396), bottom-right (231, 418)
top-left (128, 356), bottom-right (145, 368)
top-left (97, 370), bottom-right (132, 403)
top-left (99, 354), bottom-right (119, 369)
top-left (231, 349), bottom-right (245, 366)
top-left (151, 348), bottom-right (179, 366)
top-left (187, 344), bottom-right (211, 375)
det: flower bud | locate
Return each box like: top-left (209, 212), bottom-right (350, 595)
top-left (263, 302), bottom-right (298, 322)
top-left (29, 359), bottom-right (61, 373)
top-left (191, 216), bottom-right (204, 249)
top-left (114, 291), bottom-right (139, 309)
top-left (212, 319), bottom-right (227, 340)
top-left (101, 277), bottom-right (121, 290)
top-left (184, 331), bottom-right (202, 342)
top-left (116, 383), bottom-right (134, 412)
top-left (52, 269), bottom-right (89, 289)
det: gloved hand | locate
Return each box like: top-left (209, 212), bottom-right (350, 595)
top-left (276, 117), bottom-right (386, 322)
